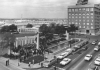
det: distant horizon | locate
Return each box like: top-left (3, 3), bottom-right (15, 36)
top-left (0, 0), bottom-right (99, 18)
top-left (0, 17), bottom-right (67, 20)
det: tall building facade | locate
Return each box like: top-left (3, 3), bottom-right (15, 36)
top-left (68, 4), bottom-right (100, 35)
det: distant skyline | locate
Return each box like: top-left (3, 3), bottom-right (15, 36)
top-left (0, 0), bottom-right (99, 18)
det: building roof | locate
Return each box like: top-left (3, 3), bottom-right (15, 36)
top-left (68, 4), bottom-right (100, 8)
top-left (68, 4), bottom-right (95, 8)
top-left (14, 33), bottom-right (37, 38)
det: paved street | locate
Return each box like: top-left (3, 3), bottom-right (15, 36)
top-left (34, 34), bottom-right (100, 70)
top-left (53, 42), bottom-right (92, 70)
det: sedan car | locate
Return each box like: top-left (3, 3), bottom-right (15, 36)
top-left (92, 41), bottom-right (97, 45)
top-left (42, 58), bottom-right (57, 67)
top-left (57, 52), bottom-right (69, 59)
top-left (60, 58), bottom-right (71, 65)
top-left (84, 54), bottom-right (92, 61)
top-left (94, 57), bottom-right (100, 65)
top-left (65, 48), bottom-right (72, 54)
top-left (74, 45), bottom-right (81, 49)
top-left (94, 46), bottom-right (100, 51)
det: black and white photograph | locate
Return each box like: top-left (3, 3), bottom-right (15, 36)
top-left (0, 0), bottom-right (100, 70)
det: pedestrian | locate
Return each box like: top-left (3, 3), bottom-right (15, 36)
top-left (7, 59), bottom-right (9, 66)
top-left (18, 61), bottom-right (20, 66)
top-left (54, 66), bottom-right (57, 70)
top-left (39, 62), bottom-right (41, 65)
top-left (19, 58), bottom-right (21, 62)
top-left (28, 62), bottom-right (31, 67)
top-left (32, 60), bottom-right (34, 64)
top-left (57, 59), bottom-right (59, 63)
top-left (6, 60), bottom-right (8, 66)
top-left (41, 62), bottom-right (43, 67)
top-left (54, 56), bottom-right (56, 59)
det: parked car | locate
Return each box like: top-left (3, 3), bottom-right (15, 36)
top-left (57, 52), bottom-right (69, 59)
top-left (94, 46), bottom-right (100, 51)
top-left (60, 58), bottom-right (71, 65)
top-left (72, 47), bottom-right (78, 52)
top-left (74, 45), bottom-right (81, 49)
top-left (65, 48), bottom-right (73, 54)
top-left (94, 57), bottom-right (100, 65)
top-left (84, 54), bottom-right (92, 61)
top-left (42, 58), bottom-right (57, 67)
top-left (98, 42), bottom-right (100, 45)
top-left (82, 46), bottom-right (88, 50)
top-left (92, 41), bottom-right (97, 45)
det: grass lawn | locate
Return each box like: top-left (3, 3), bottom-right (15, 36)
top-left (23, 55), bottom-right (44, 64)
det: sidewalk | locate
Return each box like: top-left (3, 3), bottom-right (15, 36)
top-left (0, 57), bottom-right (42, 70)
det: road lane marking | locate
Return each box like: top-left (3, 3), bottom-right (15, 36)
top-left (72, 59), bottom-right (84, 70)
top-left (89, 53), bottom-right (98, 66)
top-left (0, 63), bottom-right (12, 70)
top-left (70, 47), bottom-right (94, 70)
top-left (72, 44), bottom-right (93, 62)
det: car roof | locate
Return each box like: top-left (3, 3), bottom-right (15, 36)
top-left (63, 58), bottom-right (70, 60)
top-left (66, 48), bottom-right (72, 51)
top-left (96, 57), bottom-right (100, 60)
top-left (61, 52), bottom-right (68, 55)
top-left (86, 54), bottom-right (91, 56)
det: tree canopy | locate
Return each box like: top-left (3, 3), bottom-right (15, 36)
top-left (0, 24), bottom-right (17, 32)
top-left (66, 24), bottom-right (78, 33)
top-left (26, 23), bottom-right (33, 28)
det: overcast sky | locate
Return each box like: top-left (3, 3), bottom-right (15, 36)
top-left (0, 0), bottom-right (99, 18)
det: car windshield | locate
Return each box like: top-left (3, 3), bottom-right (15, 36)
top-left (96, 59), bottom-right (100, 62)
top-left (86, 55), bottom-right (90, 57)
top-left (64, 59), bottom-right (69, 61)
top-left (61, 53), bottom-right (66, 56)
top-left (86, 55), bottom-right (91, 57)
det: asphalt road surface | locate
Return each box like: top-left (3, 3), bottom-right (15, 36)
top-left (26, 34), bottom-right (100, 70)
top-left (52, 42), bottom-right (93, 69)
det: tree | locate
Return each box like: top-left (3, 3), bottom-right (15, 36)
top-left (9, 24), bottom-right (17, 32)
top-left (68, 24), bottom-right (78, 33)
top-left (55, 24), bottom-right (66, 36)
top-left (0, 26), bottom-right (10, 32)
top-left (67, 24), bottom-right (79, 48)
top-left (39, 24), bottom-right (49, 35)
top-left (3, 32), bottom-right (15, 48)
top-left (26, 23), bottom-right (33, 28)
top-left (39, 24), bottom-right (54, 53)
top-left (55, 24), bottom-right (60, 34)
top-left (0, 24), bottom-right (17, 33)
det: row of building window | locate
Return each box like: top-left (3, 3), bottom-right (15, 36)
top-left (69, 13), bottom-right (93, 15)
top-left (69, 22), bottom-right (93, 25)
top-left (68, 8), bottom-right (94, 12)
top-left (69, 19), bottom-right (93, 22)
top-left (79, 26), bottom-right (94, 29)
top-left (69, 16), bottom-right (93, 18)
top-left (94, 11), bottom-right (100, 15)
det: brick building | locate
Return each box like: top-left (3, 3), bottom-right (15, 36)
top-left (68, 4), bottom-right (100, 35)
